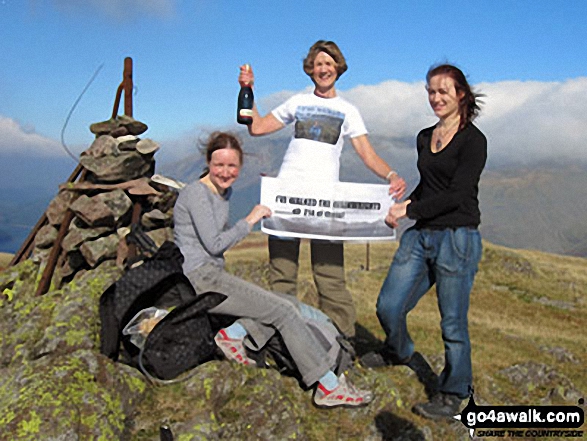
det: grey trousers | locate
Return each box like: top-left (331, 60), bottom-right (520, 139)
top-left (186, 263), bottom-right (335, 386)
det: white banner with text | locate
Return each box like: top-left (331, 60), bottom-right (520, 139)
top-left (260, 177), bottom-right (396, 241)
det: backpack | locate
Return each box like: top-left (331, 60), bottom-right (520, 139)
top-left (99, 235), bottom-right (230, 381)
top-left (255, 315), bottom-right (355, 381)
top-left (99, 227), bottom-right (353, 382)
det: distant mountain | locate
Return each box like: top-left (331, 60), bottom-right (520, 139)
top-left (0, 154), bottom-right (75, 253)
top-left (479, 164), bottom-right (587, 257)
top-left (158, 131), bottom-right (420, 228)
top-left (0, 185), bottom-right (66, 253)
top-left (2, 144), bottom-right (585, 258)
top-left (161, 137), bottom-right (587, 258)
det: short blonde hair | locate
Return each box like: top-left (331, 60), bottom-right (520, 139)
top-left (303, 40), bottom-right (348, 80)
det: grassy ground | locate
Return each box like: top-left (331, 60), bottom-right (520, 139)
top-left (225, 233), bottom-right (586, 439)
top-left (0, 252), bottom-right (13, 271)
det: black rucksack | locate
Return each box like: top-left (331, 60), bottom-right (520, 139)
top-left (252, 315), bottom-right (355, 382)
top-left (99, 239), bottom-right (230, 381)
top-left (99, 228), bottom-right (353, 382)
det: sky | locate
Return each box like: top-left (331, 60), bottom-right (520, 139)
top-left (1, 0), bottom-right (587, 171)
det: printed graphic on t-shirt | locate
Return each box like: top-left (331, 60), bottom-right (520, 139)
top-left (293, 106), bottom-right (344, 145)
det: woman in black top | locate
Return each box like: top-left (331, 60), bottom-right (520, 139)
top-left (368, 64), bottom-right (487, 419)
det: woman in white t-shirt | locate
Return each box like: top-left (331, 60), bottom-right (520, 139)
top-left (238, 40), bottom-right (406, 340)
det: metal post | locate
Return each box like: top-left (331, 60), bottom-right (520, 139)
top-left (9, 164), bottom-right (85, 266)
top-left (111, 57), bottom-right (134, 118)
top-left (123, 57), bottom-right (133, 117)
top-left (126, 200), bottom-right (143, 260)
top-left (12, 57), bottom-right (135, 296)
top-left (35, 209), bottom-right (75, 296)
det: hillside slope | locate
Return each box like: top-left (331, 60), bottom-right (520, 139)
top-left (161, 144), bottom-right (587, 258)
top-left (479, 165), bottom-right (587, 257)
top-left (1, 235), bottom-right (583, 440)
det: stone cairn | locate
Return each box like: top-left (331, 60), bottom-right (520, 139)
top-left (31, 115), bottom-right (177, 288)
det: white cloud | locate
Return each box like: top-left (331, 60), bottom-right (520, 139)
top-left (475, 78), bottom-right (586, 164)
top-left (341, 80), bottom-right (433, 142)
top-left (50, 0), bottom-right (176, 20)
top-left (159, 77), bottom-right (587, 169)
top-left (337, 77), bottom-right (587, 166)
top-left (0, 116), bottom-right (65, 157)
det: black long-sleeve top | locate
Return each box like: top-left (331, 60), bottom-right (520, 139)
top-left (406, 122), bottom-right (487, 229)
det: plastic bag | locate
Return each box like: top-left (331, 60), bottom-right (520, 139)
top-left (122, 307), bottom-right (169, 349)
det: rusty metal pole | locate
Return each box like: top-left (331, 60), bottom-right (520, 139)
top-left (14, 57), bottom-right (137, 295)
top-left (111, 57), bottom-right (133, 119)
top-left (365, 243), bottom-right (370, 271)
top-left (35, 209), bottom-right (75, 296)
top-left (122, 57), bottom-right (142, 261)
top-left (9, 163), bottom-right (85, 267)
top-left (35, 168), bottom-right (87, 295)
top-left (126, 199), bottom-right (143, 260)
top-left (123, 57), bottom-right (133, 117)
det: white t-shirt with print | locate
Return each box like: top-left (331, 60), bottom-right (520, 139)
top-left (271, 93), bottom-right (367, 182)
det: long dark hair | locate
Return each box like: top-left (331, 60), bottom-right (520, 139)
top-left (426, 64), bottom-right (482, 130)
top-left (199, 131), bottom-right (243, 178)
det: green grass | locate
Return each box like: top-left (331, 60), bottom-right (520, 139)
top-left (223, 233), bottom-right (586, 439)
top-left (0, 252), bottom-right (13, 270)
top-left (227, 233), bottom-right (586, 383)
top-left (128, 233), bottom-right (586, 440)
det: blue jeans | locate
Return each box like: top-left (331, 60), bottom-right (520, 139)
top-left (376, 226), bottom-right (482, 398)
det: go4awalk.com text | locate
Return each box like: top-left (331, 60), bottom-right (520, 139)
top-left (454, 394), bottom-right (584, 438)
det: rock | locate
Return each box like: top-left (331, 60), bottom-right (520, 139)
top-left (70, 195), bottom-right (115, 227)
top-left (0, 259), bottom-right (146, 440)
top-left (62, 225), bottom-right (111, 253)
top-left (539, 346), bottom-right (580, 364)
top-left (30, 247), bottom-right (51, 265)
top-left (58, 250), bottom-right (88, 279)
top-left (136, 138), bottom-right (159, 155)
top-left (70, 190), bottom-right (132, 228)
top-left (146, 227), bottom-right (174, 247)
top-left (117, 114), bottom-right (148, 136)
top-left (82, 135), bottom-right (119, 158)
top-left (34, 224), bottom-right (59, 249)
top-left (89, 115), bottom-right (148, 137)
top-left (110, 125), bottom-right (130, 138)
top-left (535, 296), bottom-right (576, 310)
top-left (79, 150), bottom-right (154, 183)
top-left (0, 350), bottom-right (146, 440)
top-left (46, 190), bottom-right (77, 226)
top-left (80, 233), bottom-right (120, 267)
top-left (96, 189), bottom-right (133, 225)
top-left (148, 190), bottom-right (178, 213)
top-left (499, 250), bottom-right (534, 275)
top-left (89, 118), bottom-right (119, 136)
top-left (116, 135), bottom-right (139, 151)
top-left (141, 209), bottom-right (172, 229)
top-left (499, 361), bottom-right (583, 404)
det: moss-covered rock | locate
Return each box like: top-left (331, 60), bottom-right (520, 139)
top-left (0, 238), bottom-right (585, 440)
top-left (0, 351), bottom-right (147, 440)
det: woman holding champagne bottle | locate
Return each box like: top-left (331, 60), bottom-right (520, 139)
top-left (237, 41), bottom-right (406, 341)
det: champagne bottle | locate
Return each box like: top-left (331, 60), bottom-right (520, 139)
top-left (159, 425), bottom-right (173, 441)
top-left (237, 64), bottom-right (254, 125)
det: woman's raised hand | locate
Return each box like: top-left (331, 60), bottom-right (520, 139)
top-left (389, 174), bottom-right (407, 201)
top-left (239, 64), bottom-right (255, 87)
top-left (245, 204), bottom-right (271, 226)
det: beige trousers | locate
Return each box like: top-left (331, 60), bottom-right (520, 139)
top-left (268, 236), bottom-right (357, 337)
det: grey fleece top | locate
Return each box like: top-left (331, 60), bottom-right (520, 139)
top-left (173, 180), bottom-right (251, 274)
